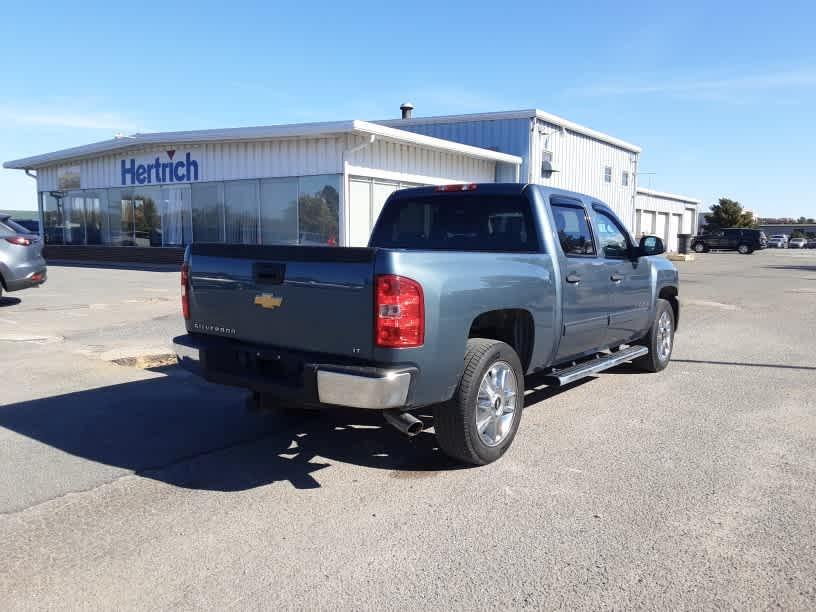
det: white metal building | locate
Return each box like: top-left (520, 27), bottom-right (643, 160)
top-left (379, 109), bottom-right (642, 227)
top-left (3, 119), bottom-right (520, 250)
top-left (5, 106), bottom-right (702, 255)
top-left (634, 188), bottom-right (701, 252)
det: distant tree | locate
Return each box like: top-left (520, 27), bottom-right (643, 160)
top-left (791, 229), bottom-right (806, 239)
top-left (705, 198), bottom-right (756, 230)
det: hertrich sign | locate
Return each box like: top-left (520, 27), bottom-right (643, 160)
top-left (120, 150), bottom-right (200, 185)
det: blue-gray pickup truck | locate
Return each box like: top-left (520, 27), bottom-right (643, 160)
top-left (174, 183), bottom-right (679, 465)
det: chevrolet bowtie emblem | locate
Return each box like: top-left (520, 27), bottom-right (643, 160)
top-left (254, 294), bottom-right (283, 309)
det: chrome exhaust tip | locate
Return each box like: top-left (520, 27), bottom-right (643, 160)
top-left (384, 409), bottom-right (424, 437)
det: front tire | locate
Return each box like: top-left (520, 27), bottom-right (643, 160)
top-left (737, 243), bottom-right (752, 254)
top-left (633, 299), bottom-right (675, 373)
top-left (434, 339), bottom-right (524, 465)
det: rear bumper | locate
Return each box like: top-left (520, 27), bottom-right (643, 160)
top-left (173, 334), bottom-right (414, 410)
top-left (4, 263), bottom-right (47, 291)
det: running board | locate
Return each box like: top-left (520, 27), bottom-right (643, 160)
top-left (542, 346), bottom-right (649, 386)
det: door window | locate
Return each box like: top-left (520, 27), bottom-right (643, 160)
top-left (551, 203), bottom-right (595, 256)
top-left (594, 209), bottom-right (631, 258)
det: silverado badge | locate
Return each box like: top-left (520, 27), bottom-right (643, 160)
top-left (254, 294), bottom-right (283, 309)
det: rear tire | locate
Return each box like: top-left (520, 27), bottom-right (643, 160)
top-left (434, 339), bottom-right (524, 466)
top-left (633, 299), bottom-right (675, 373)
top-left (693, 242), bottom-right (705, 253)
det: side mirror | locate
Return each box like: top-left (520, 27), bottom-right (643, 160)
top-left (637, 235), bottom-right (665, 257)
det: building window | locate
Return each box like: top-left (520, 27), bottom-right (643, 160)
top-left (604, 166), bottom-right (612, 183)
top-left (38, 173), bottom-right (341, 247)
top-left (622, 171), bottom-right (629, 186)
top-left (297, 175), bottom-right (340, 245)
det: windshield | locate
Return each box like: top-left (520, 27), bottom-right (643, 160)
top-left (370, 194), bottom-right (539, 252)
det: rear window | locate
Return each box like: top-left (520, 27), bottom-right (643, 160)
top-left (370, 195), bottom-right (539, 252)
top-left (0, 218), bottom-right (32, 234)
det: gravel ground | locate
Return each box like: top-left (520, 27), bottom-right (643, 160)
top-left (0, 251), bottom-right (814, 610)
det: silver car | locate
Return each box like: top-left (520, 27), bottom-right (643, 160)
top-left (0, 214), bottom-right (47, 297)
top-left (789, 237), bottom-right (807, 249)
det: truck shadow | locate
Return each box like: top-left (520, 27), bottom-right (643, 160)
top-left (0, 368), bottom-right (585, 492)
top-left (0, 373), bottom-right (461, 492)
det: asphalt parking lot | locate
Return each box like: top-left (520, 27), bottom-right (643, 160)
top-left (1, 250), bottom-right (814, 609)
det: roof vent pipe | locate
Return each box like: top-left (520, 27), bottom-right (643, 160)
top-left (399, 103), bottom-right (414, 120)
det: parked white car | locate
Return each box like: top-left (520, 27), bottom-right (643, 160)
top-left (770, 234), bottom-right (789, 248)
top-left (789, 237), bottom-right (807, 249)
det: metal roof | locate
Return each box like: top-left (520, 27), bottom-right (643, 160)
top-left (377, 109), bottom-right (642, 154)
top-left (3, 119), bottom-right (521, 170)
top-left (636, 187), bottom-right (701, 205)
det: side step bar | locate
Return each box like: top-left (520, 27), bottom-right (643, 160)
top-left (541, 346), bottom-right (649, 386)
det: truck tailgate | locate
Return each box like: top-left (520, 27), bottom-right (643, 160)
top-left (187, 244), bottom-right (375, 359)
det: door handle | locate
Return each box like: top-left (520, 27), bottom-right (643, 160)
top-left (566, 273), bottom-right (581, 284)
top-left (610, 273), bottom-right (624, 282)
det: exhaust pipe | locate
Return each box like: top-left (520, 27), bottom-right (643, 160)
top-left (384, 409), bottom-right (423, 436)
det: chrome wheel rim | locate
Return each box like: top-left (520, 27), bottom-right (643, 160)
top-left (694, 243), bottom-right (704, 252)
top-left (476, 361), bottom-right (518, 447)
top-left (656, 310), bottom-right (673, 362)
top-left (738, 245), bottom-right (748, 253)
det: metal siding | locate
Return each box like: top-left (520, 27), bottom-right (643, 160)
top-left (57, 138), bottom-right (350, 190)
top-left (347, 134), bottom-right (494, 183)
top-left (636, 191), bottom-right (699, 217)
top-left (393, 118), bottom-right (532, 183)
top-left (397, 116), bottom-right (640, 231)
top-left (533, 120), bottom-right (637, 228)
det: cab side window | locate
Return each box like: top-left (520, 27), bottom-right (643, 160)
top-left (594, 210), bottom-right (631, 258)
top-left (551, 203), bottom-right (596, 256)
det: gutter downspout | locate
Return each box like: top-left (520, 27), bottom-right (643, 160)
top-left (342, 134), bottom-right (376, 246)
top-left (24, 169), bottom-right (44, 242)
top-left (631, 155), bottom-right (639, 235)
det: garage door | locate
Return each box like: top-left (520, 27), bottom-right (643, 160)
top-left (668, 214), bottom-right (681, 252)
top-left (655, 213), bottom-right (668, 244)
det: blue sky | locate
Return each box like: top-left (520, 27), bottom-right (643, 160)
top-left (1, 0), bottom-right (814, 217)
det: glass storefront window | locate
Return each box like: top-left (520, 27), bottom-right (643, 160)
top-left (297, 175), bottom-right (340, 246)
top-left (260, 178), bottom-right (298, 245)
top-left (83, 190), bottom-right (107, 244)
top-left (224, 180), bottom-right (259, 244)
top-left (41, 192), bottom-right (63, 244)
top-left (64, 192), bottom-right (85, 244)
top-left (38, 172), bottom-right (342, 247)
top-left (160, 185), bottom-right (192, 246)
top-left (191, 182), bottom-right (224, 243)
top-left (107, 188), bottom-right (127, 245)
top-left (132, 187), bottom-right (162, 247)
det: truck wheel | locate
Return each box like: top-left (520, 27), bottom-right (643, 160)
top-left (737, 243), bottom-right (752, 254)
top-left (633, 299), bottom-right (674, 373)
top-left (434, 339), bottom-right (524, 465)
top-left (693, 242), bottom-right (705, 253)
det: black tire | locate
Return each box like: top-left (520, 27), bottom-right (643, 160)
top-left (434, 338), bottom-right (525, 466)
top-left (693, 242), bottom-right (706, 253)
top-left (633, 299), bottom-right (675, 373)
top-left (737, 243), bottom-right (752, 255)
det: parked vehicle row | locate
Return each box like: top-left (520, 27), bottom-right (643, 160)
top-left (691, 228), bottom-right (766, 254)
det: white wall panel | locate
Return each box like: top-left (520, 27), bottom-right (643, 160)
top-left (346, 134), bottom-right (495, 184)
top-left (532, 120), bottom-right (638, 230)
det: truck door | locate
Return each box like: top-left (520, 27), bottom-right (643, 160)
top-left (551, 200), bottom-right (610, 362)
top-left (591, 206), bottom-right (652, 346)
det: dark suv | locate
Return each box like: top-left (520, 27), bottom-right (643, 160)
top-left (691, 228), bottom-right (767, 254)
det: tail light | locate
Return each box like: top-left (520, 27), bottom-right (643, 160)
top-left (375, 275), bottom-right (424, 348)
top-left (4, 236), bottom-right (32, 246)
top-left (435, 183), bottom-right (478, 192)
top-left (181, 262), bottom-right (190, 320)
